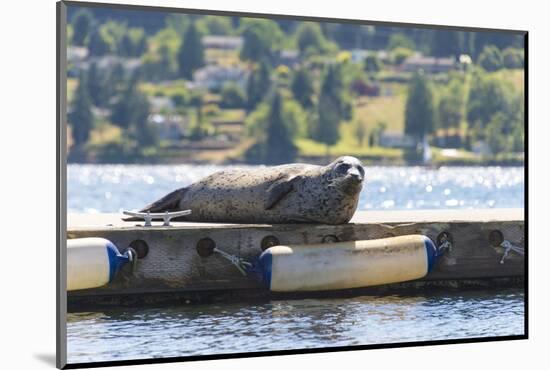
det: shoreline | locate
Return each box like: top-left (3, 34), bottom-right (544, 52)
top-left (67, 156), bottom-right (525, 167)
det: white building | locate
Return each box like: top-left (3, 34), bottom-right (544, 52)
top-left (193, 65), bottom-right (249, 91)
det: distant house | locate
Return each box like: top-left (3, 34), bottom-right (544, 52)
top-left (275, 50), bottom-right (301, 68)
top-left (193, 65), bottom-right (249, 91)
top-left (149, 96), bottom-right (175, 113)
top-left (70, 55), bottom-right (142, 77)
top-left (400, 55), bottom-right (456, 73)
top-left (350, 49), bottom-right (368, 63)
top-left (350, 79), bottom-right (380, 97)
top-left (379, 132), bottom-right (416, 149)
top-left (211, 119), bottom-right (245, 141)
top-left (67, 46), bottom-right (89, 63)
top-left (202, 36), bottom-right (243, 50)
top-left (472, 141), bottom-right (491, 156)
top-left (149, 114), bottom-right (189, 141)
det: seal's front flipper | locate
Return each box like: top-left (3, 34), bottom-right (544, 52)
top-left (122, 187), bottom-right (188, 221)
top-left (265, 176), bottom-right (301, 210)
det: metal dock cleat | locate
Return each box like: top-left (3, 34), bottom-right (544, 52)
top-left (122, 209), bottom-right (192, 227)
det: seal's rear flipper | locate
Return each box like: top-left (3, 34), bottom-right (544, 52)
top-left (122, 187), bottom-right (188, 221)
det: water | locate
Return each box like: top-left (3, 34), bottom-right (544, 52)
top-left (67, 164), bottom-right (524, 213)
top-left (66, 165), bottom-right (525, 364)
top-left (67, 290), bottom-right (524, 363)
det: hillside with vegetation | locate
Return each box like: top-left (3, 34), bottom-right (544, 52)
top-left (66, 7), bottom-right (525, 165)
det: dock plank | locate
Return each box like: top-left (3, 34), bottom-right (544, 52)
top-left (66, 209), bottom-right (525, 308)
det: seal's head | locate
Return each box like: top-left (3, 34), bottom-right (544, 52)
top-left (325, 156), bottom-right (365, 195)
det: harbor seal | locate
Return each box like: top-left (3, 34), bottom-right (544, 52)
top-left (127, 156), bottom-right (365, 224)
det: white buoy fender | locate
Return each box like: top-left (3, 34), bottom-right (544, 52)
top-left (256, 235), bottom-right (437, 292)
top-left (67, 237), bottom-right (131, 291)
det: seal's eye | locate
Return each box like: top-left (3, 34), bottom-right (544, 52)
top-left (337, 163), bottom-right (351, 174)
top-left (357, 166), bottom-right (365, 177)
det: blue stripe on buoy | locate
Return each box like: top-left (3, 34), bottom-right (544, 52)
top-left (258, 249), bottom-right (273, 289)
top-left (423, 236), bottom-right (437, 273)
top-left (106, 241), bottom-right (122, 282)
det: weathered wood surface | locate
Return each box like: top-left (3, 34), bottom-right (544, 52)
top-left (67, 209), bottom-right (525, 306)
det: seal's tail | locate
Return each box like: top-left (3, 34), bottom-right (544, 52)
top-left (122, 187), bottom-right (188, 221)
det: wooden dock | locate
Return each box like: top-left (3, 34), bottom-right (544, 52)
top-left (67, 209), bottom-right (525, 310)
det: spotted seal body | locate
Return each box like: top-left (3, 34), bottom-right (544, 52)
top-left (131, 156), bottom-right (365, 225)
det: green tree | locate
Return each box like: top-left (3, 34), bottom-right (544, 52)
top-left (118, 28), bottom-right (147, 57)
top-left (88, 30), bottom-right (111, 56)
top-left (220, 82), bottom-right (246, 108)
top-left (263, 91), bottom-right (297, 164)
top-left (69, 75), bottom-right (94, 146)
top-left (392, 47), bottom-right (414, 65)
top-left (467, 72), bottom-right (510, 129)
top-left (110, 75), bottom-right (151, 132)
top-left (246, 60), bottom-right (272, 110)
top-left (291, 68), bottom-right (314, 109)
top-left (177, 23), bottom-right (205, 80)
top-left (239, 19), bottom-right (283, 62)
top-left (478, 45), bottom-right (503, 72)
top-left (189, 93), bottom-right (205, 141)
top-left (72, 9), bottom-right (93, 46)
top-left (502, 48), bottom-right (524, 69)
top-left (295, 22), bottom-right (329, 54)
top-left (405, 72), bottom-right (435, 143)
top-left (485, 112), bottom-right (509, 154)
top-left (388, 33), bottom-right (415, 50)
top-left (431, 30), bottom-right (461, 57)
top-left (364, 53), bottom-right (382, 73)
top-left (197, 15), bottom-right (233, 35)
top-left (437, 79), bottom-right (465, 140)
top-left (370, 121), bottom-right (387, 147)
top-left (86, 62), bottom-right (112, 108)
top-left (312, 65), bottom-right (349, 156)
top-left (353, 119), bottom-right (367, 147)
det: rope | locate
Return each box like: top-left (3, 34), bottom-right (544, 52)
top-left (213, 247), bottom-right (252, 276)
top-left (437, 240), bottom-right (452, 256)
top-left (499, 240), bottom-right (524, 264)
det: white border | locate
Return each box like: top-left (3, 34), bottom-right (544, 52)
top-left (3, 0), bottom-right (546, 369)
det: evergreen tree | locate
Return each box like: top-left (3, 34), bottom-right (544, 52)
top-left (246, 60), bottom-right (271, 111)
top-left (502, 48), bottom-right (524, 69)
top-left (364, 54), bottom-right (382, 73)
top-left (312, 65), bottom-right (348, 156)
top-left (437, 79), bottom-right (465, 142)
top-left (189, 93), bottom-right (205, 141)
top-left (387, 33), bottom-right (415, 50)
top-left (295, 22), bottom-right (328, 54)
top-left (431, 30), bottom-right (461, 57)
top-left (263, 91), bottom-right (297, 164)
top-left (291, 68), bottom-right (314, 109)
top-left (111, 75), bottom-right (149, 130)
top-left (177, 23), bottom-right (204, 80)
top-left (88, 30), bottom-right (110, 56)
top-left (69, 75), bottom-right (94, 146)
top-left (220, 83), bottom-right (246, 109)
top-left (86, 62), bottom-right (110, 108)
top-left (72, 9), bottom-right (93, 46)
top-left (239, 19), bottom-right (282, 63)
top-left (466, 73), bottom-right (509, 129)
top-left (404, 72), bottom-right (435, 143)
top-left (478, 45), bottom-right (504, 71)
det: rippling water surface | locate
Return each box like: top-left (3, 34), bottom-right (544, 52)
top-left (66, 164), bottom-right (525, 364)
top-left (68, 165), bottom-right (524, 212)
top-left (67, 290), bottom-right (524, 363)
